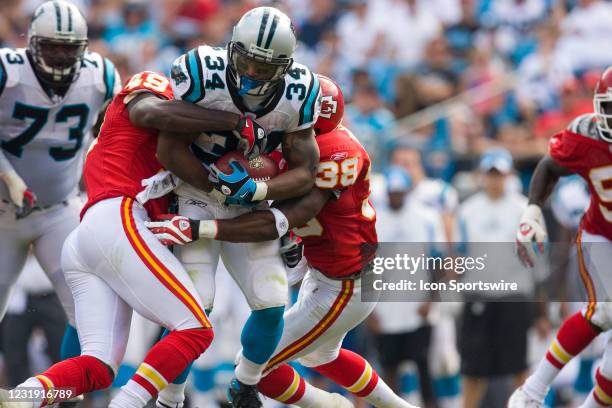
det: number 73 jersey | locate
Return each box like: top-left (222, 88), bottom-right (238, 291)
top-left (0, 48), bottom-right (120, 206)
top-left (293, 125), bottom-right (378, 278)
top-left (549, 113), bottom-right (612, 239)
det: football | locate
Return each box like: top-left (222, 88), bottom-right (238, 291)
top-left (214, 151), bottom-right (279, 182)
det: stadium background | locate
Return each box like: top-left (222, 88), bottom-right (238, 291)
top-left (1, 0), bottom-right (611, 407)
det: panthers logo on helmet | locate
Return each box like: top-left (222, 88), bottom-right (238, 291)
top-left (319, 95), bottom-right (338, 119)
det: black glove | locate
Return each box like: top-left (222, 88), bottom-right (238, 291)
top-left (280, 232), bottom-right (304, 268)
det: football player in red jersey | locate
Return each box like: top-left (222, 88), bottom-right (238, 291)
top-left (510, 68), bottom-right (612, 408)
top-left (0, 71), bottom-right (270, 408)
top-left (147, 76), bottom-right (418, 408)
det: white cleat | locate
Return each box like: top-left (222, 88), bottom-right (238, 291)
top-left (156, 398), bottom-right (183, 408)
top-left (507, 387), bottom-right (543, 408)
top-left (0, 389), bottom-right (35, 408)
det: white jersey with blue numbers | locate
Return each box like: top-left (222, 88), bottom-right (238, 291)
top-left (170, 45), bottom-right (321, 168)
top-left (0, 48), bottom-right (120, 206)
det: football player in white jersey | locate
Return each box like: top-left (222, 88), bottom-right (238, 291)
top-left (142, 7), bottom-right (322, 408)
top-left (0, 0), bottom-right (120, 375)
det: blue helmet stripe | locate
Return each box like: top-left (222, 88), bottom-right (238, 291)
top-left (103, 58), bottom-right (116, 101)
top-left (300, 73), bottom-right (320, 126)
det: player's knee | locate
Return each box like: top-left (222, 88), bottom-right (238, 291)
top-left (175, 327), bottom-right (215, 356)
top-left (249, 306), bottom-right (285, 333)
top-left (298, 348), bottom-right (340, 368)
top-left (587, 303), bottom-right (612, 330)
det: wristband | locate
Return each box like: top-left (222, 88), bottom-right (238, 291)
top-left (197, 220), bottom-right (218, 239)
top-left (269, 208), bottom-right (289, 237)
top-left (252, 181), bottom-right (268, 201)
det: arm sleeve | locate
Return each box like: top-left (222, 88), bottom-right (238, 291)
top-left (548, 131), bottom-right (588, 173)
top-left (102, 57), bottom-right (120, 102)
top-left (170, 48), bottom-right (206, 104)
top-left (122, 71), bottom-right (174, 103)
top-left (288, 70), bottom-right (321, 132)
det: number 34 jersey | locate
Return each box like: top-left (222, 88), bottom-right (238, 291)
top-left (549, 113), bottom-right (612, 239)
top-left (0, 48), bottom-right (120, 206)
top-left (170, 45), bottom-right (321, 168)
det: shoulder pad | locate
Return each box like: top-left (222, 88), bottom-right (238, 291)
top-left (121, 71), bottom-right (173, 101)
top-left (0, 48), bottom-right (28, 93)
top-left (80, 52), bottom-right (119, 102)
top-left (566, 113), bottom-right (603, 141)
top-left (171, 45), bottom-right (227, 104)
top-left (285, 63), bottom-right (321, 130)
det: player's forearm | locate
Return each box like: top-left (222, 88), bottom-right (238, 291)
top-left (0, 149), bottom-right (16, 176)
top-left (528, 155), bottom-right (572, 207)
top-left (264, 128), bottom-right (319, 200)
top-left (204, 188), bottom-right (331, 242)
top-left (157, 131), bottom-right (211, 192)
top-left (132, 97), bottom-right (240, 133)
top-left (264, 167), bottom-right (316, 200)
top-left (215, 211), bottom-right (279, 242)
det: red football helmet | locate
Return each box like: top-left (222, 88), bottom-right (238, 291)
top-left (594, 67), bottom-right (612, 142)
top-left (314, 75), bottom-right (344, 135)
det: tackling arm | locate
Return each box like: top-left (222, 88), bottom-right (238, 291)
top-left (262, 127), bottom-right (320, 200)
top-left (156, 131), bottom-right (211, 192)
top-left (214, 187), bottom-right (332, 242)
top-left (127, 93), bottom-right (240, 133)
top-left (528, 155), bottom-right (573, 207)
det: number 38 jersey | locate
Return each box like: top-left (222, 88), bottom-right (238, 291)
top-left (293, 125), bottom-right (378, 278)
top-left (550, 113), bottom-right (612, 239)
top-left (170, 45), bottom-right (321, 168)
top-left (0, 48), bottom-right (120, 206)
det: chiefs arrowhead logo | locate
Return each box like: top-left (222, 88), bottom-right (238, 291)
top-left (319, 95), bottom-right (338, 119)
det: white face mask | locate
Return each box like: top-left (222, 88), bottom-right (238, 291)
top-left (594, 93), bottom-right (612, 143)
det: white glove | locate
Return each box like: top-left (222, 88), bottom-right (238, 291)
top-left (145, 215), bottom-right (196, 246)
top-left (136, 171), bottom-right (181, 205)
top-left (1, 171), bottom-right (28, 207)
top-left (1, 171), bottom-right (37, 218)
top-left (516, 204), bottom-right (548, 267)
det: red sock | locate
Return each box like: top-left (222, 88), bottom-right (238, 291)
top-left (546, 312), bottom-right (600, 369)
top-left (258, 364), bottom-right (306, 404)
top-left (35, 355), bottom-right (113, 406)
top-left (131, 328), bottom-right (213, 398)
top-left (312, 349), bottom-right (379, 397)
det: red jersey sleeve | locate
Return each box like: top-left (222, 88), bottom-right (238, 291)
top-left (119, 71), bottom-right (174, 103)
top-left (549, 130), bottom-right (594, 174)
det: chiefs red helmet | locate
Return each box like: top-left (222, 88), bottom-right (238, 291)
top-left (314, 75), bottom-right (344, 135)
top-left (594, 67), bottom-right (612, 142)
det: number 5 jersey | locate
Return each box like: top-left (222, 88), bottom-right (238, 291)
top-left (549, 113), bottom-right (612, 239)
